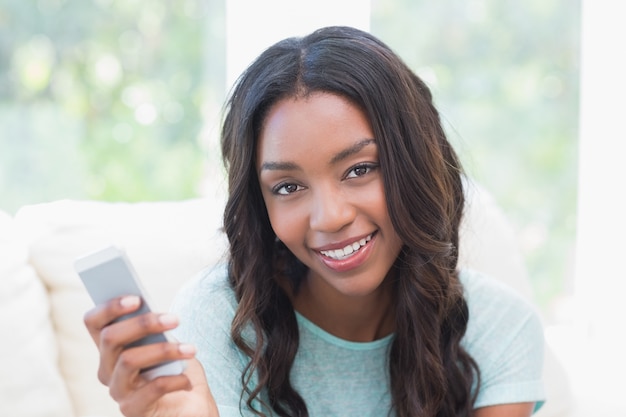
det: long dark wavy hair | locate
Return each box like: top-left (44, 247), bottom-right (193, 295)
top-left (220, 26), bottom-right (479, 417)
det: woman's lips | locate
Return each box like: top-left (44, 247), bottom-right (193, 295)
top-left (316, 232), bottom-right (376, 272)
top-left (318, 233), bottom-right (373, 260)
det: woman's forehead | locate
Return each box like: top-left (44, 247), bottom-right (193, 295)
top-left (256, 93), bottom-right (375, 165)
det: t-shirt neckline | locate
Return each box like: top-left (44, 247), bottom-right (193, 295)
top-left (294, 311), bottom-right (395, 351)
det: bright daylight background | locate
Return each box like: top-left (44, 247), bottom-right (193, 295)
top-left (1, 0), bottom-right (624, 415)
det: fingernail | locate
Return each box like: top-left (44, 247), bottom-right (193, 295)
top-left (179, 344), bottom-right (196, 355)
top-left (158, 313), bottom-right (179, 326)
top-left (120, 295), bottom-right (140, 308)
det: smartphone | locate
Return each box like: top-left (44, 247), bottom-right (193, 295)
top-left (74, 245), bottom-right (186, 380)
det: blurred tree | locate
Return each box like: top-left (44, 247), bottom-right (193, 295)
top-left (371, 0), bottom-right (580, 313)
top-left (0, 0), bottom-right (225, 213)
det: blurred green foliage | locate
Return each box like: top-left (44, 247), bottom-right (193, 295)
top-left (371, 0), bottom-right (580, 310)
top-left (0, 0), bottom-right (579, 313)
top-left (0, 0), bottom-right (225, 213)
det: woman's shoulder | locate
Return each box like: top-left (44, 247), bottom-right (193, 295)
top-left (459, 269), bottom-right (546, 409)
top-left (459, 267), bottom-right (544, 363)
top-left (178, 262), bottom-right (232, 294)
top-left (459, 268), bottom-right (539, 319)
top-left (170, 263), bottom-right (237, 321)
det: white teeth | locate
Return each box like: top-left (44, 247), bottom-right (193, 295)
top-left (320, 234), bottom-right (372, 260)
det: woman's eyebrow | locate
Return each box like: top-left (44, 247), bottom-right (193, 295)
top-left (329, 138), bottom-right (376, 165)
top-left (259, 161), bottom-right (300, 172)
top-left (259, 138), bottom-right (376, 173)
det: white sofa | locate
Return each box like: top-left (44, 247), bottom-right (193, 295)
top-left (0, 183), bottom-right (571, 417)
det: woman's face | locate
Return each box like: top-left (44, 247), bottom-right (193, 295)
top-left (256, 92), bottom-right (403, 301)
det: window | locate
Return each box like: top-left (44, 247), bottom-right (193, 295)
top-left (1, 0), bottom-right (580, 321)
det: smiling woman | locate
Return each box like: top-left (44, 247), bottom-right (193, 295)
top-left (82, 26), bottom-right (546, 417)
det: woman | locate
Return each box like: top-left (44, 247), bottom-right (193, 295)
top-left (84, 26), bottom-right (545, 417)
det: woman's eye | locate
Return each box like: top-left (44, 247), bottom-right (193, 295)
top-left (274, 183), bottom-right (302, 195)
top-left (346, 164), bottom-right (377, 179)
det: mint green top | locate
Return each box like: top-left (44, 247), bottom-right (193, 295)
top-left (171, 265), bottom-right (545, 416)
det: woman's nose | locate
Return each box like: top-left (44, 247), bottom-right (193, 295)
top-left (309, 187), bottom-right (356, 233)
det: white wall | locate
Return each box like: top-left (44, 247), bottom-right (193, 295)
top-left (577, 1), bottom-right (626, 326)
top-left (566, 0), bottom-right (626, 414)
top-left (225, 0), bottom-right (370, 89)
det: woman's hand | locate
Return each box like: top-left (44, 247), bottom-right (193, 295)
top-left (473, 402), bottom-right (535, 417)
top-left (84, 295), bottom-right (219, 417)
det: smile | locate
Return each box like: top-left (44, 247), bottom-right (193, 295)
top-left (319, 234), bottom-right (373, 260)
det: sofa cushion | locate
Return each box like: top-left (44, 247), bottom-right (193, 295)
top-left (458, 180), bottom-right (533, 300)
top-left (15, 198), bottom-right (226, 417)
top-left (0, 209), bottom-right (75, 417)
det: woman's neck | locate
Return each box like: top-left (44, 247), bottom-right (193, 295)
top-left (289, 277), bottom-right (395, 343)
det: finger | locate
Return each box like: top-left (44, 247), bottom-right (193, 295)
top-left (84, 295), bottom-right (142, 344)
top-left (96, 313), bottom-right (182, 385)
top-left (100, 312), bottom-right (180, 351)
top-left (109, 342), bottom-right (196, 401)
